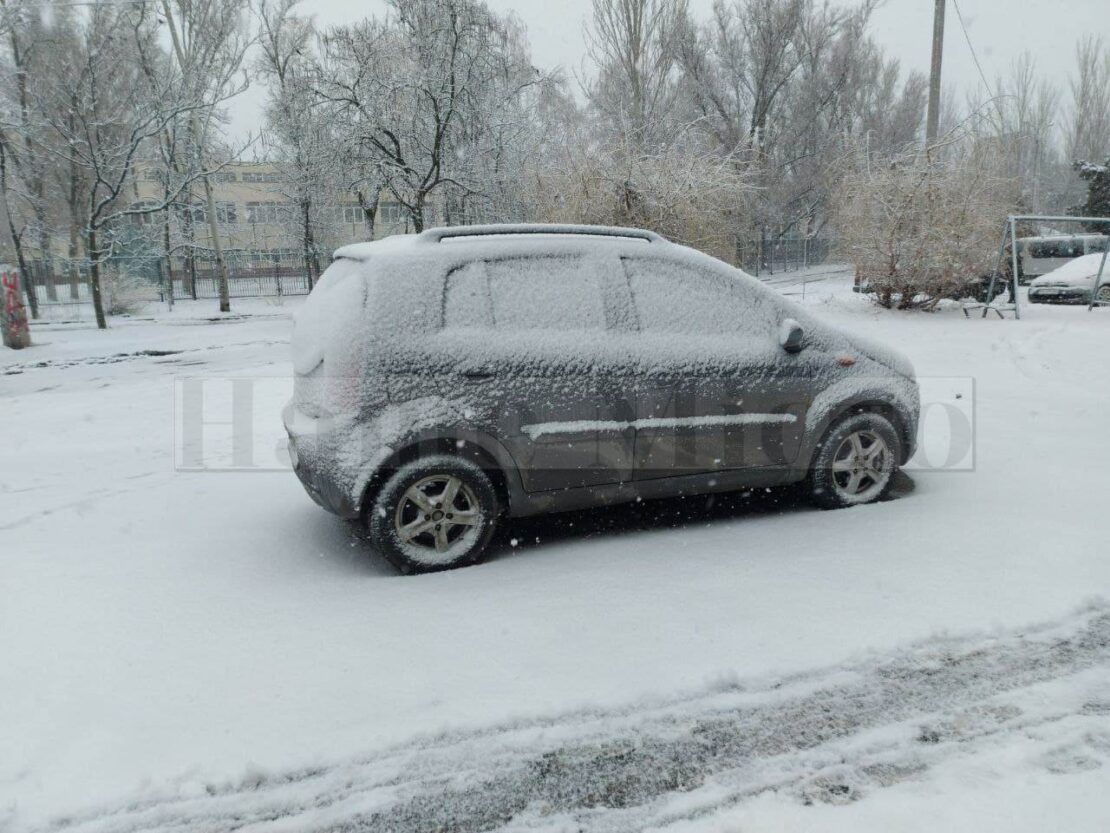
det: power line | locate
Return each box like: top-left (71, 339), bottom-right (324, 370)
top-left (951, 0), bottom-right (994, 96)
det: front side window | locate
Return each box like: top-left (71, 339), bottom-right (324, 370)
top-left (486, 256), bottom-right (605, 331)
top-left (623, 257), bottom-right (753, 335)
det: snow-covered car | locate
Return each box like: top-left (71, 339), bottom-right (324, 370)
top-left (284, 224), bottom-right (919, 573)
top-left (1028, 252), bottom-right (1110, 304)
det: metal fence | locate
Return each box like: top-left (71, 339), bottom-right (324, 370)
top-left (161, 268), bottom-right (312, 301)
top-left (736, 236), bottom-right (834, 276)
top-left (18, 256), bottom-right (313, 318)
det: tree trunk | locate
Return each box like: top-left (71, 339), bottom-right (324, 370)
top-left (162, 204), bottom-right (175, 309)
top-left (0, 141), bottom-right (38, 319)
top-left (34, 205), bottom-right (55, 302)
top-left (200, 175), bottom-right (231, 312)
top-left (357, 189), bottom-right (378, 240)
top-left (86, 227), bottom-right (107, 330)
top-left (1, 267), bottom-right (32, 349)
top-left (300, 198), bottom-right (316, 291)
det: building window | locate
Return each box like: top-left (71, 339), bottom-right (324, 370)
top-left (245, 202), bottom-right (292, 224)
top-left (216, 202), bottom-right (238, 225)
top-left (177, 203), bottom-right (206, 224)
top-left (341, 202), bottom-right (363, 224)
top-left (380, 202), bottom-right (405, 225)
top-left (241, 171), bottom-right (283, 184)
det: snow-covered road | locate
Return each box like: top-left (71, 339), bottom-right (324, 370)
top-left (32, 604), bottom-right (1110, 833)
top-left (3, 282), bottom-right (1110, 830)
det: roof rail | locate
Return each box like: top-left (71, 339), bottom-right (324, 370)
top-left (419, 223), bottom-right (665, 244)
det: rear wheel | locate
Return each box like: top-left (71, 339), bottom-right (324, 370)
top-left (807, 412), bottom-right (901, 509)
top-left (367, 455), bottom-right (499, 573)
top-left (1097, 284), bottom-right (1110, 303)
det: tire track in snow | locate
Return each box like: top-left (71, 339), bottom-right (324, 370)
top-left (32, 604), bottom-right (1110, 833)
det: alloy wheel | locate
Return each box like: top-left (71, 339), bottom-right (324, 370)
top-left (393, 474), bottom-right (482, 562)
top-left (831, 430), bottom-right (892, 502)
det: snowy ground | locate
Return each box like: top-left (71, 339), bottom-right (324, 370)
top-left (3, 274), bottom-right (1110, 831)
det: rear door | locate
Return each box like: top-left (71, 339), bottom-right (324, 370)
top-left (439, 252), bottom-right (635, 493)
top-left (620, 257), bottom-right (811, 480)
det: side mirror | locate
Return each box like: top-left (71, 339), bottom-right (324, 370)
top-left (779, 318), bottom-right (804, 353)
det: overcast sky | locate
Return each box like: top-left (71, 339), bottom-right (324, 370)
top-left (234, 0), bottom-right (1101, 141)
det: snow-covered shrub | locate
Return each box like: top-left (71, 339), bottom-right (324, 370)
top-left (832, 138), bottom-right (1019, 309)
top-left (104, 270), bottom-right (154, 316)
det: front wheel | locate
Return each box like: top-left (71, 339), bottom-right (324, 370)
top-left (367, 455), bottom-right (500, 573)
top-left (806, 412), bottom-right (901, 509)
top-left (1096, 284), bottom-right (1110, 303)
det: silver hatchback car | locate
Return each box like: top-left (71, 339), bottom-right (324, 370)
top-left (284, 225), bottom-right (919, 573)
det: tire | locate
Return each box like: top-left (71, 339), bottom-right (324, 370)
top-left (366, 455), bottom-right (500, 574)
top-left (806, 412), bottom-right (902, 510)
top-left (1097, 284), bottom-right (1110, 303)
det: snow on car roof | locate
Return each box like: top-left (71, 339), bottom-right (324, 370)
top-left (1031, 252), bottom-right (1110, 286)
top-left (332, 224), bottom-right (668, 262)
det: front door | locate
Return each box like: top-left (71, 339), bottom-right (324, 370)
top-left (618, 256), bottom-right (810, 481)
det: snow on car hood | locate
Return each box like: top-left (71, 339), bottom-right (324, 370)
top-left (1031, 252), bottom-right (1109, 288)
top-left (843, 331), bottom-right (916, 380)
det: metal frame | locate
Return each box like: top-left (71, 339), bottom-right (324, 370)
top-left (983, 214), bottom-right (1110, 319)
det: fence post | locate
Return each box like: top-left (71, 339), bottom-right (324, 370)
top-left (68, 259), bottom-right (80, 300)
top-left (41, 259), bottom-right (57, 302)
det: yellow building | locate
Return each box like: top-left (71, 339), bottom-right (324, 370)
top-left (128, 161), bottom-right (426, 267)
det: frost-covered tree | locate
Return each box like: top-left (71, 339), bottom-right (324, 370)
top-left (1065, 36), bottom-right (1110, 166)
top-left (256, 0), bottom-right (333, 285)
top-left (673, 0), bottom-right (923, 241)
top-left (584, 0), bottom-right (688, 147)
top-left (158, 0), bottom-right (251, 313)
top-left (314, 0), bottom-right (540, 232)
top-left (26, 1), bottom-right (236, 328)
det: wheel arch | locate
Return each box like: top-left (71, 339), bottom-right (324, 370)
top-left (357, 428), bottom-right (524, 520)
top-left (806, 397), bottom-right (915, 468)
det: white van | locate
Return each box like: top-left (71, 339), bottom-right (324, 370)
top-left (1018, 234), bottom-right (1108, 282)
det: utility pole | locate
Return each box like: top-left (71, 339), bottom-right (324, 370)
top-left (925, 0), bottom-right (946, 144)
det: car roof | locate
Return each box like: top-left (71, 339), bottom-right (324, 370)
top-left (332, 224), bottom-right (669, 262)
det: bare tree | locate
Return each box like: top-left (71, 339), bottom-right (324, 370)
top-left (1065, 35), bottom-right (1110, 165)
top-left (159, 0), bottom-right (251, 313)
top-left (256, 0), bottom-right (332, 284)
top-left (584, 0), bottom-right (688, 145)
top-left (31, 1), bottom-right (232, 328)
top-left (316, 0), bottom-right (539, 232)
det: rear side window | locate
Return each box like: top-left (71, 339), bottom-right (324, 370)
top-left (444, 262), bottom-right (493, 329)
top-left (624, 257), bottom-right (755, 335)
top-left (486, 256), bottom-right (605, 331)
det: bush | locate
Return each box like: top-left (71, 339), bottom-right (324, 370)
top-left (104, 269), bottom-right (155, 316)
top-left (832, 138), bottom-right (1019, 309)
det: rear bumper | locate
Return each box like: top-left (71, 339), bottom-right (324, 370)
top-left (283, 402), bottom-right (360, 519)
